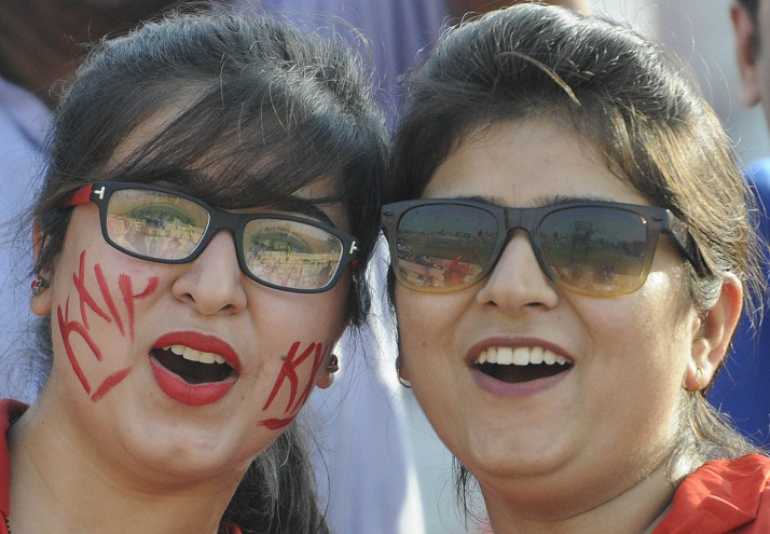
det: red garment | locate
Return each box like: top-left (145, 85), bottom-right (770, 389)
top-left (653, 454), bottom-right (770, 534)
top-left (0, 399), bottom-right (242, 534)
top-left (476, 454), bottom-right (770, 534)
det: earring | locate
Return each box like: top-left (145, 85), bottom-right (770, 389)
top-left (326, 354), bottom-right (340, 374)
top-left (696, 366), bottom-right (705, 388)
top-left (31, 276), bottom-right (49, 296)
top-left (395, 355), bottom-right (412, 388)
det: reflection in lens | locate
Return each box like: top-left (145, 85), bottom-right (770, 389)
top-left (538, 207), bottom-right (648, 295)
top-left (106, 189), bottom-right (208, 260)
top-left (244, 219), bottom-right (343, 290)
top-left (396, 204), bottom-right (497, 290)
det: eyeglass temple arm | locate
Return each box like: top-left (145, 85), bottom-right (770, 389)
top-left (65, 184), bottom-right (105, 207)
top-left (666, 212), bottom-right (713, 277)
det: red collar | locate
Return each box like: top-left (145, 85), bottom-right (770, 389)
top-left (653, 454), bottom-right (770, 533)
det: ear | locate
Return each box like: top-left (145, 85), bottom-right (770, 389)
top-left (684, 274), bottom-right (743, 391)
top-left (732, 2), bottom-right (763, 107)
top-left (31, 222), bottom-right (53, 317)
top-left (314, 353), bottom-right (338, 390)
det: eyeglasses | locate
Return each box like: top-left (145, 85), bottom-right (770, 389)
top-left (381, 198), bottom-right (710, 297)
top-left (66, 182), bottom-right (359, 293)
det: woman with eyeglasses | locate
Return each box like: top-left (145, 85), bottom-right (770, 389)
top-left (384, 4), bottom-right (770, 533)
top-left (2, 10), bottom-right (386, 534)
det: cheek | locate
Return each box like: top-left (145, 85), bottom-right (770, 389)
top-left (51, 248), bottom-right (160, 402)
top-left (256, 340), bottom-right (331, 431)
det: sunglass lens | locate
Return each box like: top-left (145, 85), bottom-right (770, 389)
top-left (105, 189), bottom-right (208, 260)
top-left (395, 204), bottom-right (498, 291)
top-left (538, 207), bottom-right (650, 295)
top-left (243, 219), bottom-right (343, 290)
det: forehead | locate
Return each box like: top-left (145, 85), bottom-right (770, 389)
top-left (423, 119), bottom-right (649, 207)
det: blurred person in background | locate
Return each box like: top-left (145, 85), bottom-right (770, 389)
top-left (710, 0), bottom-right (770, 449)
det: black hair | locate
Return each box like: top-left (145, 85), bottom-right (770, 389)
top-left (30, 9), bottom-right (387, 534)
top-left (387, 3), bottom-right (766, 517)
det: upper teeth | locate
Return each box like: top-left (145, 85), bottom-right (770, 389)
top-left (164, 345), bottom-right (227, 365)
top-left (475, 346), bottom-right (570, 366)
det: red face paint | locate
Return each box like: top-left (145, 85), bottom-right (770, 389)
top-left (57, 250), bottom-right (159, 401)
top-left (259, 341), bottom-right (327, 429)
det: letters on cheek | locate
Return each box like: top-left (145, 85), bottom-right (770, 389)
top-left (57, 250), bottom-right (159, 401)
top-left (259, 341), bottom-right (328, 430)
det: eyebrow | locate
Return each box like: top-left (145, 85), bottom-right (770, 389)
top-left (446, 193), bottom-right (618, 208)
top-left (149, 176), bottom-right (337, 227)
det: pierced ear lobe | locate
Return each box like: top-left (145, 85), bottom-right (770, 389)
top-left (685, 274), bottom-right (743, 391)
top-left (31, 275), bottom-right (53, 317)
top-left (315, 354), bottom-right (339, 389)
top-left (731, 3), bottom-right (763, 107)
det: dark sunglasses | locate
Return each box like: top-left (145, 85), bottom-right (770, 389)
top-left (381, 198), bottom-right (711, 297)
top-left (66, 182), bottom-right (359, 293)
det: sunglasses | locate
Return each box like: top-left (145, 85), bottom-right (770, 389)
top-left (66, 182), bottom-right (359, 293)
top-left (381, 198), bottom-right (710, 297)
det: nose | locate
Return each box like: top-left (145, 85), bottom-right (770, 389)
top-left (171, 231), bottom-right (248, 316)
top-left (475, 230), bottom-right (559, 312)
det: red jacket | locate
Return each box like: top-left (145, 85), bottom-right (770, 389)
top-left (476, 454), bottom-right (770, 534)
top-left (0, 399), bottom-right (242, 534)
top-left (653, 454), bottom-right (770, 533)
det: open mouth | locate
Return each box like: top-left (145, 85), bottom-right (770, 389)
top-left (473, 346), bottom-right (573, 383)
top-left (150, 345), bottom-right (236, 384)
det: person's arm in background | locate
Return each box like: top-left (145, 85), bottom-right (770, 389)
top-left (447, 0), bottom-right (591, 17)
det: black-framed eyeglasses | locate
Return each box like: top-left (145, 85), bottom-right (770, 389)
top-left (381, 198), bottom-right (711, 297)
top-left (66, 181), bottom-right (359, 293)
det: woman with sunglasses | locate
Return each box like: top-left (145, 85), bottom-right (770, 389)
top-left (384, 4), bottom-right (770, 533)
top-left (2, 9), bottom-right (386, 534)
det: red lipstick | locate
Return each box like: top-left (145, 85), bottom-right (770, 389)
top-left (149, 331), bottom-right (241, 406)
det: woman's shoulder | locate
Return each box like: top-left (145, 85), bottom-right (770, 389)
top-left (654, 454), bottom-right (770, 534)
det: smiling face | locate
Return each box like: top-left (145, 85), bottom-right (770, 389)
top-left (32, 154), bottom-right (350, 488)
top-left (395, 118), bottom-right (705, 516)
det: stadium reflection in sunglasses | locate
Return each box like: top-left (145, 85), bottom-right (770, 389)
top-left (381, 198), bottom-right (710, 297)
top-left (66, 182), bottom-right (359, 293)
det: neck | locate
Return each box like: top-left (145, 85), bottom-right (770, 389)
top-left (481, 451), bottom-right (679, 534)
top-left (7, 393), bottom-right (241, 534)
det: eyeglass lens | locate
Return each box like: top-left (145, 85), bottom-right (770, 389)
top-left (104, 188), bottom-right (344, 290)
top-left (393, 203), bottom-right (652, 295)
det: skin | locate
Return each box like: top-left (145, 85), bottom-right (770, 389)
top-left (8, 118), bottom-right (350, 533)
top-left (395, 119), bottom-right (742, 534)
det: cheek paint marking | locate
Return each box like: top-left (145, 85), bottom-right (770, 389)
top-left (262, 342), bottom-right (320, 412)
top-left (94, 263), bottom-right (124, 336)
top-left (90, 367), bottom-right (132, 402)
top-left (260, 417), bottom-right (295, 431)
top-left (291, 343), bottom-right (326, 412)
top-left (73, 251), bottom-right (111, 328)
top-left (259, 342), bottom-right (327, 430)
top-left (118, 274), bottom-right (159, 340)
top-left (57, 296), bottom-right (103, 394)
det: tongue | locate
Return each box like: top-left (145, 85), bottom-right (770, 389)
top-left (477, 362), bottom-right (569, 383)
top-left (151, 349), bottom-right (233, 384)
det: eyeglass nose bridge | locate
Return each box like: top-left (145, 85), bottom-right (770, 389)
top-left (500, 205), bottom-right (543, 245)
